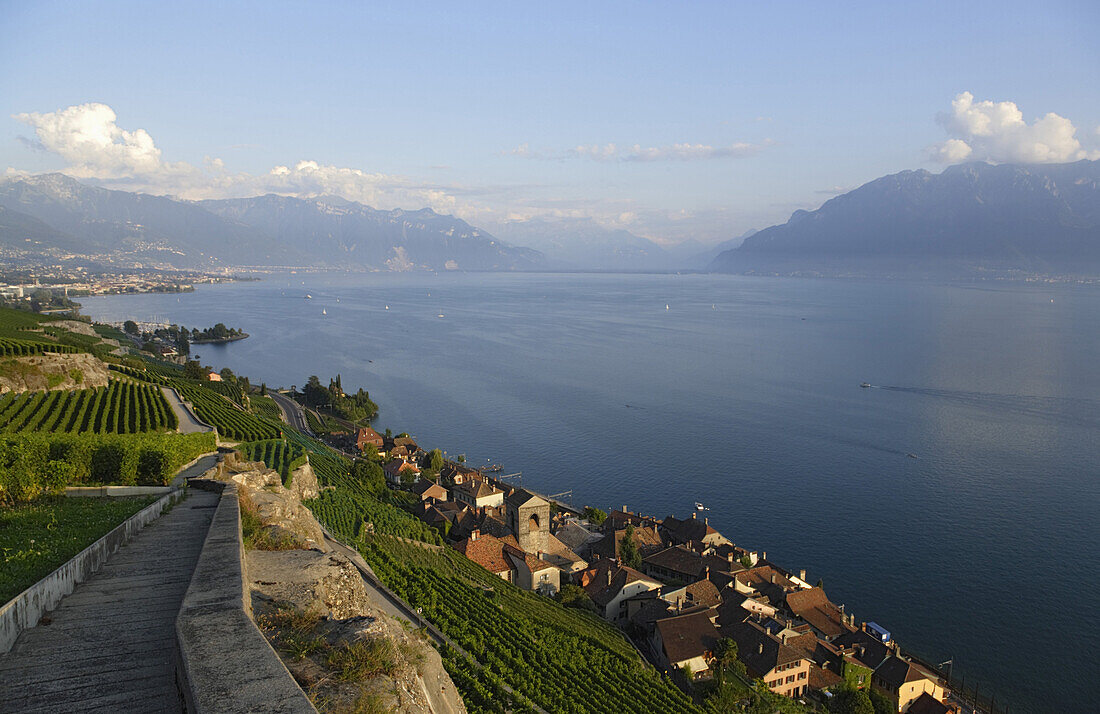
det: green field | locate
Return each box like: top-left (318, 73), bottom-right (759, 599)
top-left (0, 381), bottom-right (176, 434)
top-left (0, 496), bottom-right (156, 602)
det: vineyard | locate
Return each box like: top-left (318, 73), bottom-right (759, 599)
top-left (250, 394), bottom-right (282, 420)
top-left (308, 488), bottom-right (443, 544)
top-left (238, 439), bottom-right (307, 486)
top-left (358, 535), bottom-right (702, 714)
top-left (0, 381), bottom-right (177, 434)
top-left (0, 337), bottom-right (82, 358)
top-left (170, 380), bottom-right (281, 441)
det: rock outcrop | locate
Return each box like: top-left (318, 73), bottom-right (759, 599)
top-left (0, 352), bottom-right (111, 394)
top-left (200, 450), bottom-right (466, 714)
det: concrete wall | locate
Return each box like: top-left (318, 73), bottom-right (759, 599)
top-left (0, 488), bottom-right (184, 654)
top-left (174, 479), bottom-right (315, 713)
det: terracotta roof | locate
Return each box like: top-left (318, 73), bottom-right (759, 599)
top-left (875, 656), bottom-right (934, 689)
top-left (808, 664), bottom-right (844, 692)
top-left (454, 534), bottom-right (517, 574)
top-left (643, 545), bottom-right (707, 579)
top-left (590, 526), bottom-right (663, 561)
top-left (832, 630), bottom-right (891, 670)
top-left (542, 533), bottom-right (586, 569)
top-left (681, 579), bottom-right (721, 608)
top-left (907, 692), bottom-right (951, 714)
top-left (786, 587), bottom-right (850, 639)
top-left (411, 480), bottom-right (448, 500)
top-left (453, 480), bottom-right (501, 500)
top-left (655, 611), bottom-right (720, 666)
top-left (502, 543), bottom-right (556, 574)
top-left (554, 521), bottom-right (601, 553)
top-left (735, 566), bottom-right (797, 605)
top-left (661, 514), bottom-right (723, 546)
top-left (505, 488), bottom-right (546, 509)
top-left (722, 617), bottom-right (805, 678)
top-left (580, 560), bottom-right (660, 608)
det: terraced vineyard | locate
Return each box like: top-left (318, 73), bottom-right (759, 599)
top-left (360, 535), bottom-right (701, 714)
top-left (250, 394), bottom-right (283, 420)
top-left (171, 380), bottom-right (281, 441)
top-left (0, 337), bottom-right (81, 357)
top-left (238, 439), bottom-right (307, 486)
top-left (0, 381), bottom-right (177, 434)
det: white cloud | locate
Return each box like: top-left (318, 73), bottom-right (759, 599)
top-left (11, 103), bottom-right (464, 214)
top-left (929, 92), bottom-right (1099, 164)
top-left (509, 139), bottom-right (771, 162)
top-left (14, 103), bottom-right (194, 179)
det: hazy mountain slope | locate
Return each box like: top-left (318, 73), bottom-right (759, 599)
top-left (0, 174), bottom-right (541, 270)
top-left (494, 217), bottom-right (670, 270)
top-left (0, 173), bottom-right (298, 267)
top-left (200, 195), bottom-right (541, 271)
top-left (0, 204), bottom-right (85, 252)
top-left (710, 160), bottom-right (1100, 273)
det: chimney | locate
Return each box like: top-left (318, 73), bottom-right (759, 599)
top-left (762, 551), bottom-right (767, 561)
top-left (691, 511), bottom-right (696, 519)
top-left (704, 517), bottom-right (708, 525)
top-left (727, 553), bottom-right (735, 564)
top-left (800, 569), bottom-right (807, 581)
top-left (470, 529), bottom-right (479, 542)
top-left (606, 568), bottom-right (613, 587)
top-left (758, 643), bottom-right (764, 655)
top-left (623, 504), bottom-right (627, 512)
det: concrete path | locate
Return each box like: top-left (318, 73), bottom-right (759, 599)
top-left (0, 488), bottom-right (220, 713)
top-left (160, 386), bottom-right (214, 434)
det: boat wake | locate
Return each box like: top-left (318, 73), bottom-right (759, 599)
top-left (874, 385), bottom-right (1100, 429)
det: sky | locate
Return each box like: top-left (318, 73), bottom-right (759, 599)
top-left (1, 0), bottom-right (1098, 246)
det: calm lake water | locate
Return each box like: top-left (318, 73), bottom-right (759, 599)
top-left (81, 272), bottom-right (1100, 712)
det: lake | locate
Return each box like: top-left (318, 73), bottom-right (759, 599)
top-left (81, 271), bottom-right (1100, 713)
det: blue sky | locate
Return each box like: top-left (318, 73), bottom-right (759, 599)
top-left (2, 0), bottom-right (1098, 244)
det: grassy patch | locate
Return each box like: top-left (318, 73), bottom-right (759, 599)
top-left (0, 495), bottom-right (156, 602)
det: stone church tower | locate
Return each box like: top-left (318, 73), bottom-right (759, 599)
top-left (505, 488), bottom-right (550, 555)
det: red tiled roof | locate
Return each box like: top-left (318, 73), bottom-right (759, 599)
top-left (655, 611), bottom-right (719, 666)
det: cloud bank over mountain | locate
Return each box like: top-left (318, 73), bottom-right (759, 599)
top-left (930, 92), bottom-right (1100, 165)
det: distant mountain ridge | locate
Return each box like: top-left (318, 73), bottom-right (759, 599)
top-left (710, 160), bottom-right (1100, 273)
top-left (0, 174), bottom-right (541, 271)
top-left (493, 217), bottom-right (672, 271)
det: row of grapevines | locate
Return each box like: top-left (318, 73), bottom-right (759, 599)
top-left (170, 380), bottom-right (280, 441)
top-left (0, 381), bottom-right (176, 434)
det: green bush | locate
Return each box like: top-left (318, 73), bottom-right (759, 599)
top-left (0, 431), bottom-right (216, 503)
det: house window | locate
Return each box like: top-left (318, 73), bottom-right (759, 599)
top-left (798, 671), bottom-right (806, 680)
top-left (786, 675), bottom-right (795, 684)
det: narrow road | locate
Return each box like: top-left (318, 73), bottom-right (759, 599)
top-left (269, 391), bottom-right (313, 435)
top-left (0, 488), bottom-right (219, 713)
top-left (160, 386), bottom-right (214, 434)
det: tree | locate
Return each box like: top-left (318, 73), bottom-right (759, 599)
top-left (211, 322), bottom-right (229, 339)
top-left (583, 506), bottom-right (608, 525)
top-left (361, 443), bottom-right (380, 461)
top-left (260, 382), bottom-right (267, 396)
top-left (712, 638), bottom-right (744, 685)
top-left (740, 554), bottom-right (753, 569)
top-left (829, 686), bottom-right (874, 714)
top-left (124, 320), bottom-right (139, 335)
top-left (867, 686), bottom-right (894, 714)
top-left (816, 578), bottom-right (824, 588)
top-left (351, 459), bottom-right (385, 496)
top-left (177, 333), bottom-right (190, 355)
top-left (303, 375), bottom-right (328, 407)
top-left (429, 448), bottom-right (444, 472)
top-left (554, 583), bottom-right (596, 612)
top-left (219, 367), bottom-right (236, 383)
top-left (183, 360), bottom-right (206, 381)
top-left (619, 525), bottom-right (641, 569)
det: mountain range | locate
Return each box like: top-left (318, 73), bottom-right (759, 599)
top-left (710, 160), bottom-right (1100, 274)
top-left (3, 161), bottom-right (1099, 275)
top-left (0, 174), bottom-right (539, 271)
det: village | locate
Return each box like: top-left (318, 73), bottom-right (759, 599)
top-left (327, 423), bottom-right (959, 714)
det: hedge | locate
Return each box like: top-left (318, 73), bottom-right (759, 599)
top-left (0, 431), bottom-right (217, 504)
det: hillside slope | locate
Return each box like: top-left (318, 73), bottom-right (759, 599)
top-left (711, 160), bottom-right (1100, 273)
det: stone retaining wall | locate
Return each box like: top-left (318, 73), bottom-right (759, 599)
top-left (174, 478), bottom-right (315, 713)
